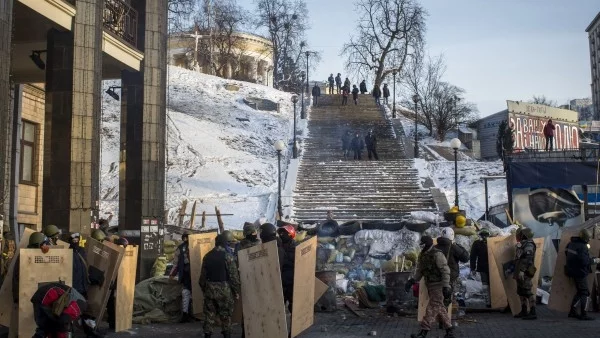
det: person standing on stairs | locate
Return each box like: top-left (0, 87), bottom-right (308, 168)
top-left (344, 77), bottom-right (351, 90)
top-left (342, 130), bottom-right (352, 159)
top-left (351, 131), bottom-right (365, 160)
top-left (341, 85), bottom-right (350, 106)
top-left (335, 73), bottom-right (342, 94)
top-left (372, 84), bottom-right (382, 107)
top-left (312, 83), bottom-right (321, 107)
top-left (383, 84), bottom-right (390, 104)
top-left (352, 85), bottom-right (359, 105)
top-left (365, 130), bottom-right (379, 160)
top-left (360, 80), bottom-right (368, 94)
top-left (328, 74), bottom-right (335, 94)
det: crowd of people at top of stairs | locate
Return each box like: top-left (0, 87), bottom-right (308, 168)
top-left (326, 73), bottom-right (390, 107)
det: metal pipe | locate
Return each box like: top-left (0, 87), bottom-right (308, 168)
top-left (293, 100), bottom-right (297, 158)
top-left (484, 178), bottom-right (489, 221)
top-left (277, 150), bottom-right (282, 218)
top-left (454, 148), bottom-right (459, 207)
top-left (392, 71), bottom-right (397, 119)
top-left (305, 51), bottom-right (310, 95)
top-left (414, 101), bottom-right (419, 158)
top-left (10, 85), bottom-right (22, 242)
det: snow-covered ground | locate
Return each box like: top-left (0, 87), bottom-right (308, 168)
top-left (99, 66), bottom-right (296, 229)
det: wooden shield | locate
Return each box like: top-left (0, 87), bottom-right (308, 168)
top-left (548, 233), bottom-right (600, 312)
top-left (238, 241), bottom-right (287, 338)
top-left (85, 238), bottom-right (125, 321)
top-left (115, 245), bottom-right (139, 332)
top-left (291, 236), bottom-right (317, 337)
top-left (314, 277), bottom-right (328, 305)
top-left (491, 236), bottom-right (544, 315)
top-left (0, 228), bottom-right (34, 327)
top-left (487, 236), bottom-right (508, 309)
top-left (188, 232), bottom-right (218, 316)
top-left (417, 279), bottom-right (452, 322)
top-left (18, 248), bottom-right (73, 338)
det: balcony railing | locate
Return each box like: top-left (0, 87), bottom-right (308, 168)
top-left (103, 0), bottom-right (138, 48)
top-left (506, 147), bottom-right (600, 163)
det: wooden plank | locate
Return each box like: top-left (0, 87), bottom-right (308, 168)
top-left (190, 201), bottom-right (197, 229)
top-left (115, 245), bottom-right (139, 332)
top-left (417, 279), bottom-right (452, 322)
top-left (216, 206), bottom-right (225, 233)
top-left (0, 228), bottom-right (34, 327)
top-left (491, 236), bottom-right (544, 315)
top-left (85, 238), bottom-right (125, 321)
top-left (344, 299), bottom-right (365, 317)
top-left (487, 236), bottom-right (508, 309)
top-left (314, 277), bottom-right (328, 305)
top-left (238, 241), bottom-right (287, 338)
top-left (57, 239), bottom-right (69, 247)
top-left (18, 248), bottom-right (73, 338)
top-left (188, 232), bottom-right (218, 317)
top-left (291, 237), bottom-right (317, 337)
top-left (548, 233), bottom-right (600, 312)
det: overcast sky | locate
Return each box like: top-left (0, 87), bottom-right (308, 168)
top-left (237, 0), bottom-right (598, 117)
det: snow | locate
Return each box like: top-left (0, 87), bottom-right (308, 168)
top-left (100, 66), bottom-right (297, 230)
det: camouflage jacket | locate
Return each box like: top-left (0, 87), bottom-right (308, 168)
top-left (515, 240), bottom-right (536, 275)
top-left (199, 246), bottom-right (241, 296)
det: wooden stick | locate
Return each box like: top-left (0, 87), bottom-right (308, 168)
top-left (504, 208), bottom-right (514, 225)
top-left (189, 201), bottom-right (197, 229)
top-left (201, 211), bottom-right (206, 229)
top-left (395, 256), bottom-right (399, 273)
top-left (178, 200), bottom-right (188, 228)
top-left (216, 206), bottom-right (225, 233)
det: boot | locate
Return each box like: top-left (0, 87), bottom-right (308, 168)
top-left (180, 312), bottom-right (191, 323)
top-left (444, 327), bottom-right (456, 338)
top-left (522, 306), bottom-right (537, 320)
top-left (204, 333), bottom-right (212, 338)
top-left (222, 331), bottom-right (231, 338)
top-left (568, 307), bottom-right (579, 318)
top-left (410, 330), bottom-right (428, 338)
top-left (514, 304), bottom-right (528, 318)
top-left (579, 297), bottom-right (595, 321)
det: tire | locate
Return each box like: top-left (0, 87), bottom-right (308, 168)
top-left (318, 220), bottom-right (339, 237)
top-left (404, 221), bottom-right (431, 233)
top-left (361, 221), bottom-right (405, 231)
top-left (338, 221), bottom-right (362, 236)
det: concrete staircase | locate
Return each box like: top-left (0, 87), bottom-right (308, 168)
top-left (292, 94), bottom-right (437, 224)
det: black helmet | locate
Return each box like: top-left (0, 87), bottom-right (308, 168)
top-left (222, 230), bottom-right (236, 244)
top-left (243, 223), bottom-right (257, 237)
top-left (182, 231), bottom-right (190, 241)
top-left (519, 227), bottom-right (534, 240)
top-left (215, 234), bottom-right (227, 248)
top-left (259, 223), bottom-right (277, 242)
top-left (580, 229), bottom-right (592, 243)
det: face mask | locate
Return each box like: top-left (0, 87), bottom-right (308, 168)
top-left (247, 234), bottom-right (257, 241)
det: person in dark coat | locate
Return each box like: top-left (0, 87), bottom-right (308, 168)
top-left (470, 228), bottom-right (491, 307)
top-left (335, 73), bottom-right (342, 94)
top-left (364, 130), bottom-right (379, 160)
top-left (327, 74), bottom-right (335, 94)
top-left (383, 84), bottom-right (390, 104)
top-left (341, 85), bottom-right (349, 106)
top-left (277, 225), bottom-right (297, 314)
top-left (350, 132), bottom-right (365, 160)
top-left (565, 229), bottom-right (600, 320)
top-left (342, 130), bottom-right (352, 159)
top-left (351, 85), bottom-right (359, 105)
top-left (312, 84), bottom-right (321, 106)
top-left (169, 232), bottom-right (193, 323)
top-left (435, 228), bottom-right (469, 298)
top-left (359, 80), bottom-right (367, 94)
top-left (543, 119), bottom-right (555, 151)
top-left (68, 233), bottom-right (89, 298)
top-left (372, 84), bottom-right (382, 106)
top-left (343, 77), bottom-right (351, 90)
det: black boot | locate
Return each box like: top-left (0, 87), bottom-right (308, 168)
top-left (568, 307), bottom-right (579, 318)
top-left (522, 306), bottom-right (537, 320)
top-left (180, 312), bottom-right (190, 323)
top-left (204, 333), bottom-right (211, 338)
top-left (444, 326), bottom-right (456, 338)
top-left (579, 297), bottom-right (595, 320)
top-left (410, 330), bottom-right (428, 338)
top-left (514, 304), bottom-right (528, 318)
top-left (222, 331), bottom-right (231, 338)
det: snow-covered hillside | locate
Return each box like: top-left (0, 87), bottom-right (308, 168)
top-left (100, 66), bottom-right (295, 229)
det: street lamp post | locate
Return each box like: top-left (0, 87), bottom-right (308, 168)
top-left (292, 95), bottom-right (298, 159)
top-left (412, 94), bottom-right (420, 158)
top-left (274, 140), bottom-right (286, 218)
top-left (300, 72), bottom-right (305, 121)
top-left (450, 138), bottom-right (462, 207)
top-left (392, 70), bottom-right (397, 118)
top-left (305, 51), bottom-right (310, 95)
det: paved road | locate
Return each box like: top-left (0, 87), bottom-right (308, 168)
top-left (102, 305), bottom-right (599, 338)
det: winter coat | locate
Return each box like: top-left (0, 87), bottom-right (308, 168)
top-left (435, 237), bottom-right (469, 283)
top-left (71, 245), bottom-right (89, 296)
top-left (344, 79), bottom-right (351, 88)
top-left (335, 75), bottom-right (342, 85)
top-left (342, 86), bottom-right (350, 97)
top-left (279, 239), bottom-right (296, 288)
top-left (359, 81), bottom-right (367, 93)
top-left (414, 246), bottom-right (450, 290)
top-left (383, 86), bottom-right (390, 97)
top-left (312, 86), bottom-right (321, 97)
top-left (565, 236), bottom-right (593, 278)
top-left (372, 86), bottom-right (381, 98)
top-left (514, 240), bottom-right (536, 279)
top-left (342, 132), bottom-right (352, 150)
top-left (470, 238), bottom-right (489, 273)
top-left (350, 136), bottom-right (364, 151)
top-left (170, 242), bottom-right (191, 282)
top-left (352, 87), bottom-right (359, 98)
top-left (365, 134), bottom-right (377, 149)
top-left (328, 76), bottom-right (335, 85)
top-left (543, 122), bottom-right (555, 137)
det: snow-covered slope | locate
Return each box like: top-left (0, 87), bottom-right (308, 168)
top-left (100, 66), bottom-right (294, 229)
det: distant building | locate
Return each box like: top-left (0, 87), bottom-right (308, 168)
top-left (587, 12), bottom-right (600, 119)
top-left (570, 98), bottom-right (593, 121)
top-left (168, 28), bottom-right (274, 86)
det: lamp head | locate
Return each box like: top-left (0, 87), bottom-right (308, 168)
top-left (292, 95), bottom-right (298, 103)
top-left (450, 138), bottom-right (461, 149)
top-left (29, 50), bottom-right (47, 70)
top-left (412, 94), bottom-right (420, 103)
top-left (274, 140), bottom-right (286, 151)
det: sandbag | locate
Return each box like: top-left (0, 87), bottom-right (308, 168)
top-left (151, 256), bottom-right (168, 277)
top-left (133, 276), bottom-right (183, 324)
top-left (454, 226), bottom-right (477, 236)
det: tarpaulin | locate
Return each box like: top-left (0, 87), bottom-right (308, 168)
top-left (508, 162), bottom-right (600, 188)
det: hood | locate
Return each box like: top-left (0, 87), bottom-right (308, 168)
top-left (436, 237), bottom-right (452, 247)
top-left (571, 236), bottom-right (586, 244)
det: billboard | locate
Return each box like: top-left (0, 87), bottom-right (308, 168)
top-left (507, 101), bottom-right (579, 151)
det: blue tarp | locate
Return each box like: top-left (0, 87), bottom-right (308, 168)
top-left (508, 162), bottom-right (600, 188)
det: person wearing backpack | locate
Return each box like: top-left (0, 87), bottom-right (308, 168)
top-left (341, 85), bottom-right (350, 106)
top-left (565, 229), bottom-right (600, 320)
top-left (312, 83), bottom-right (321, 106)
top-left (351, 85), bottom-right (359, 105)
top-left (372, 84), bottom-right (382, 106)
top-left (359, 80), bottom-right (367, 94)
top-left (382, 84), bottom-right (390, 104)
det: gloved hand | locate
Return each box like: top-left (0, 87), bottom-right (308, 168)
top-left (593, 257), bottom-right (600, 264)
top-left (442, 286), bottom-right (452, 300)
top-left (404, 278), bottom-right (415, 292)
top-left (518, 271), bottom-right (525, 281)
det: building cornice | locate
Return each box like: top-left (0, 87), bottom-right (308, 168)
top-left (586, 11), bottom-right (600, 33)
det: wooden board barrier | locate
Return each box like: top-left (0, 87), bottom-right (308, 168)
top-left (0, 228), bottom-right (34, 327)
top-left (85, 238), bottom-right (124, 321)
top-left (291, 236), bottom-right (317, 337)
top-left (487, 236), bottom-right (508, 309)
top-left (417, 279), bottom-right (452, 322)
top-left (548, 232), bottom-right (600, 312)
top-left (18, 248), bottom-right (73, 338)
top-left (115, 245), bottom-right (139, 332)
top-left (188, 232), bottom-right (217, 317)
top-left (238, 241), bottom-right (287, 338)
top-left (314, 277), bottom-right (328, 304)
top-left (491, 236), bottom-right (544, 315)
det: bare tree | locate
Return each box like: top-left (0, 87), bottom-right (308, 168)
top-left (169, 0), bottom-right (199, 33)
top-left (341, 0), bottom-right (426, 87)
top-left (254, 0), bottom-right (310, 90)
top-left (430, 82), bottom-right (478, 141)
top-left (530, 95), bottom-right (558, 107)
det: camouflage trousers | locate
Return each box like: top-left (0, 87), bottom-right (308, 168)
top-left (203, 282), bottom-right (234, 334)
top-left (516, 276), bottom-right (533, 297)
top-left (421, 287), bottom-right (452, 330)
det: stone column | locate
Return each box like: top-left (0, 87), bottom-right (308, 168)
top-left (251, 59), bottom-right (259, 83)
top-left (43, 0), bottom-right (103, 235)
top-left (0, 0), bottom-right (14, 224)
